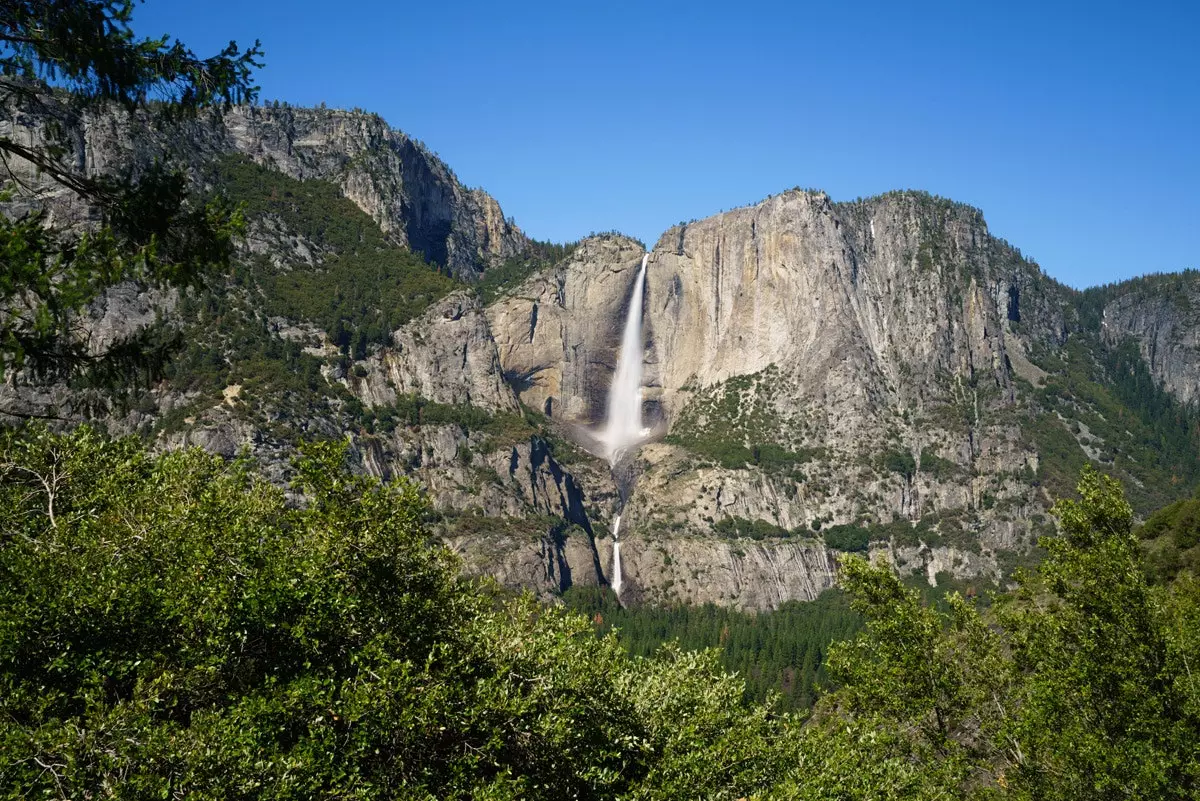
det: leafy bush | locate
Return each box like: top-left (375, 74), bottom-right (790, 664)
top-left (823, 524), bottom-right (871, 552)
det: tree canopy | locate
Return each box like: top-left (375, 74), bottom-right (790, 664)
top-left (804, 466), bottom-right (1200, 799)
top-left (0, 428), bottom-right (798, 799)
top-left (2, 428), bottom-right (1198, 798)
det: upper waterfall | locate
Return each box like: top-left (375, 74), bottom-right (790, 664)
top-left (599, 253), bottom-right (650, 465)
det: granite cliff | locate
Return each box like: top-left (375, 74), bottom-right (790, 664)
top-left (484, 191), bottom-right (1199, 607)
top-left (1090, 273), bottom-right (1200, 406)
top-left (3, 97), bottom-right (526, 279)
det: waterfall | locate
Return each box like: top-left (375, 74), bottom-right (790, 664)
top-left (611, 514), bottom-right (623, 597)
top-left (601, 253), bottom-right (649, 601)
top-left (599, 253), bottom-right (650, 465)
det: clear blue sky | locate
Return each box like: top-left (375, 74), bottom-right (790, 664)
top-left (137, 0), bottom-right (1197, 288)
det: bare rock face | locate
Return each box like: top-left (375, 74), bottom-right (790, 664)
top-left (350, 291), bottom-right (518, 412)
top-left (3, 99), bottom-right (527, 280)
top-left (84, 283), bottom-right (179, 357)
top-left (217, 106), bottom-right (528, 279)
top-left (647, 190), bottom-right (1065, 425)
top-left (447, 527), bottom-right (606, 598)
top-left (600, 533), bottom-right (839, 611)
top-left (1099, 278), bottom-right (1200, 406)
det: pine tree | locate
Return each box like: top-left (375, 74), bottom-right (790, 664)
top-left (0, 0), bottom-right (262, 394)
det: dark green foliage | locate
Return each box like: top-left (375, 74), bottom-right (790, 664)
top-left (812, 467), bottom-right (1200, 800)
top-left (140, 155), bottom-right (473, 440)
top-left (352, 395), bottom-right (544, 452)
top-left (1026, 337), bottom-right (1200, 513)
top-left (1077, 269), bottom-right (1200, 330)
top-left (667, 371), bottom-right (819, 475)
top-left (1025, 410), bottom-right (1089, 502)
top-left (881, 448), bottom-right (916, 479)
top-left (475, 240), bottom-right (578, 305)
top-left (0, 0), bottom-right (260, 109)
top-left (1138, 495), bottom-right (1200, 582)
top-left (215, 155), bottom-right (458, 351)
top-left (155, 288), bottom-right (347, 439)
top-left (919, 447), bottom-right (960, 479)
top-left (215, 154), bottom-right (382, 252)
top-left (4, 437), bottom-right (1200, 798)
top-left (0, 428), bottom-right (797, 799)
top-left (713, 515), bottom-right (793, 540)
top-left (818, 512), bottom-right (979, 555)
top-left (562, 587), bottom-right (861, 712)
top-left (822, 523), bottom-right (871, 552)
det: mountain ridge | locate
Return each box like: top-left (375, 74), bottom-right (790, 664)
top-left (3, 97), bottom-right (1199, 609)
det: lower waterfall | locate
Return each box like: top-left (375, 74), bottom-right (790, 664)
top-left (611, 515), bottom-right (623, 597)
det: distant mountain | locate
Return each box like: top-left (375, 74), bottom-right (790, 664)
top-left (4, 99), bottom-right (1199, 610)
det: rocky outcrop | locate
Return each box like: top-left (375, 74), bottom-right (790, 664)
top-left (217, 105), bottom-right (528, 279)
top-left (349, 291), bottom-right (519, 412)
top-left (447, 526), bottom-right (606, 598)
top-left (1099, 277), bottom-right (1200, 405)
top-left (603, 533), bottom-right (839, 611)
top-left (486, 235), bottom-right (647, 425)
top-left (2, 97), bottom-right (527, 279)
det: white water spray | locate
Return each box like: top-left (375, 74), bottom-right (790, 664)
top-left (599, 253), bottom-right (650, 465)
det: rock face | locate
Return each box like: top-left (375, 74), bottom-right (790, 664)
top-left (3, 98), bottom-right (527, 279)
top-left (214, 106), bottom-right (528, 279)
top-left (604, 532), bottom-right (840, 610)
top-left (1099, 278), bottom-right (1200, 406)
top-left (352, 292), bottom-right (519, 412)
top-left (646, 191), bottom-right (1067, 418)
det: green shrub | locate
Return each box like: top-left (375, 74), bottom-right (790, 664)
top-left (823, 524), bottom-right (871, 552)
